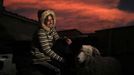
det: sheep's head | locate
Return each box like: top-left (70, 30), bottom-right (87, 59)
top-left (77, 45), bottom-right (93, 63)
top-left (77, 45), bottom-right (100, 63)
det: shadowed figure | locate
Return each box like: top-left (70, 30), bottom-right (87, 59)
top-left (52, 38), bottom-right (76, 75)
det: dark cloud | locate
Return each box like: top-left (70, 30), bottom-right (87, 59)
top-left (65, 0), bottom-right (120, 8)
top-left (6, 7), bottom-right (38, 20)
top-left (9, 7), bottom-right (37, 13)
top-left (118, 0), bottom-right (134, 11)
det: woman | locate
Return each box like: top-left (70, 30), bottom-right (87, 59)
top-left (31, 9), bottom-right (72, 75)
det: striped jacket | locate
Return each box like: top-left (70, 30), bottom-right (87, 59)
top-left (31, 28), bottom-right (63, 63)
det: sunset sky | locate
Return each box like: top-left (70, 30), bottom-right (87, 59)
top-left (4, 0), bottom-right (134, 33)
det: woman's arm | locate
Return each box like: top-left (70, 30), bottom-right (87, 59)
top-left (38, 29), bottom-right (63, 62)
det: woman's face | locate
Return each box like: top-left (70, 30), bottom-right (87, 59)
top-left (44, 15), bottom-right (54, 28)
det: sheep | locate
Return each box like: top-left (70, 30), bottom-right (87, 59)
top-left (76, 45), bottom-right (121, 75)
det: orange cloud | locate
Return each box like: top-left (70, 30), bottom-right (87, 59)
top-left (4, 0), bottom-right (134, 33)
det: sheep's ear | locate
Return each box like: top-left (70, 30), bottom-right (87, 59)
top-left (92, 47), bottom-right (101, 56)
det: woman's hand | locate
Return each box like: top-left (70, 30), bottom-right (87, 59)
top-left (66, 38), bottom-right (72, 45)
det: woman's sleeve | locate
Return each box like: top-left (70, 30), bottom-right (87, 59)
top-left (52, 28), bottom-right (60, 40)
top-left (38, 29), bottom-right (63, 62)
